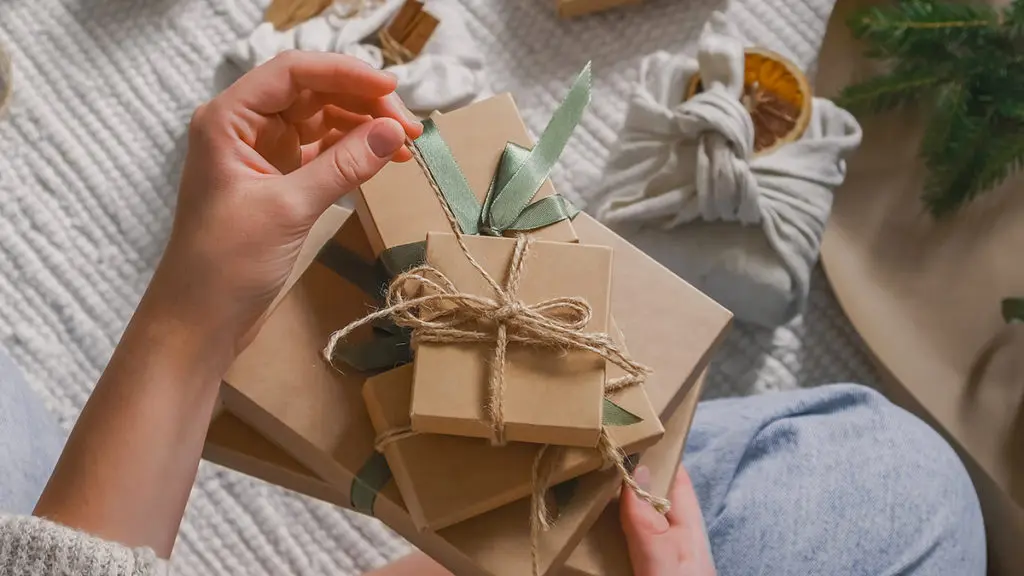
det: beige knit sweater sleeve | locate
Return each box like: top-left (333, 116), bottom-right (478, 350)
top-left (0, 515), bottom-right (169, 575)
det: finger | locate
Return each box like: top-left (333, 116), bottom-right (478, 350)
top-left (620, 466), bottom-right (670, 537)
top-left (221, 51), bottom-right (397, 115)
top-left (300, 129), bottom-right (347, 166)
top-left (666, 466), bottom-right (703, 527)
top-left (318, 92), bottom-right (422, 138)
top-left (296, 107), bottom-right (371, 144)
top-left (287, 117), bottom-right (406, 213)
top-left (666, 467), bottom-right (717, 574)
top-left (620, 466), bottom-right (674, 575)
top-left (284, 91), bottom-right (421, 140)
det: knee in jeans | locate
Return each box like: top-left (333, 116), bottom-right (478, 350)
top-left (837, 385), bottom-right (986, 570)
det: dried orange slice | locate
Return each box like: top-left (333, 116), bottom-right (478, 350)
top-left (686, 48), bottom-right (812, 156)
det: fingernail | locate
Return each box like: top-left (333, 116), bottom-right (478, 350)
top-left (633, 466), bottom-right (651, 492)
top-left (367, 121), bottom-right (404, 158)
top-left (382, 69), bottom-right (399, 81)
top-left (390, 92), bottom-right (420, 124)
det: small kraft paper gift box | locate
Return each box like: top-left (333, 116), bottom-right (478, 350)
top-left (205, 370), bottom-right (705, 576)
top-left (219, 204), bottom-right (731, 575)
top-left (407, 233), bottom-right (616, 448)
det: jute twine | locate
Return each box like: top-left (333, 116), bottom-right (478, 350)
top-left (323, 138), bottom-right (670, 575)
top-left (378, 28), bottom-right (415, 66)
top-left (0, 43), bottom-right (11, 120)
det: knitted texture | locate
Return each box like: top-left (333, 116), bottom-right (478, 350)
top-left (0, 516), bottom-right (168, 576)
top-left (0, 0), bottom-right (879, 574)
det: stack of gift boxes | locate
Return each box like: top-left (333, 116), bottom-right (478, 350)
top-left (204, 66), bottom-right (732, 576)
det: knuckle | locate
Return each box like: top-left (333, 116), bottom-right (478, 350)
top-left (330, 145), bottom-right (369, 191)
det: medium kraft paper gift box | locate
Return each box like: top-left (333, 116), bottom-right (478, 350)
top-left (355, 91), bottom-right (577, 272)
top-left (219, 207), bottom-right (731, 574)
top-left (203, 371), bottom-right (705, 576)
top-left (363, 308), bottom-right (663, 533)
top-left (408, 233), bottom-right (617, 448)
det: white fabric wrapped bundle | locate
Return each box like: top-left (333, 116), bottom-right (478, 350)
top-left (227, 0), bottom-right (484, 113)
top-left (594, 14), bottom-right (862, 327)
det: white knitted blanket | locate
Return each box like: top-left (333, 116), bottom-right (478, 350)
top-left (0, 0), bottom-right (879, 573)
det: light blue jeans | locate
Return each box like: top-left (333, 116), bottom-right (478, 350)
top-left (0, 347), bottom-right (986, 574)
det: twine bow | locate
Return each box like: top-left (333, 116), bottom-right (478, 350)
top-left (324, 132), bottom-right (669, 573)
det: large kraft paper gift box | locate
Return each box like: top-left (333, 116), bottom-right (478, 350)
top-left (219, 201), bottom-right (729, 575)
top-left (204, 370), bottom-right (704, 576)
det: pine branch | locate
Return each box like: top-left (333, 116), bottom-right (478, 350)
top-left (919, 116), bottom-right (1024, 216)
top-left (920, 80), bottom-right (971, 162)
top-left (1004, 0), bottom-right (1024, 41)
top-left (837, 65), bottom-right (949, 114)
top-left (850, 1), bottom-right (998, 60)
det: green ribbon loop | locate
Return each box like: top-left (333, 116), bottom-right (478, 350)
top-left (479, 63), bottom-right (591, 235)
top-left (410, 62), bottom-right (591, 238)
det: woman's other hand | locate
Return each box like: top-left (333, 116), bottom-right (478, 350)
top-left (621, 466), bottom-right (716, 576)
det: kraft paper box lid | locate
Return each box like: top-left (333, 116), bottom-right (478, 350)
top-left (355, 92), bottom-right (577, 263)
top-left (204, 372), bottom-right (706, 576)
top-left (364, 340), bottom-right (661, 532)
top-left (410, 233), bottom-right (611, 448)
top-left (221, 208), bottom-right (730, 574)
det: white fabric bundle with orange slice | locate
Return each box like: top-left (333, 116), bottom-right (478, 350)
top-left (594, 13), bottom-right (862, 328)
top-left (227, 0), bottom-right (483, 114)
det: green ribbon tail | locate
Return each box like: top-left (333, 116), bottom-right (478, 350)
top-left (316, 240), bottom-right (389, 301)
top-left (603, 398), bottom-right (643, 426)
top-left (411, 119), bottom-right (481, 235)
top-left (1002, 297), bottom-right (1024, 323)
top-left (379, 241), bottom-right (427, 279)
top-left (484, 62), bottom-right (592, 233)
top-left (329, 333), bottom-right (413, 373)
top-left (351, 452), bottom-right (393, 516)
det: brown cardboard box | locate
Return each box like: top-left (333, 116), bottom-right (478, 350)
top-left (220, 208), bottom-right (730, 574)
top-left (364, 339), bottom-right (661, 531)
top-left (205, 373), bottom-right (706, 576)
top-left (556, 0), bottom-right (642, 18)
top-left (410, 233), bottom-right (612, 447)
top-left (355, 93), bottom-right (577, 265)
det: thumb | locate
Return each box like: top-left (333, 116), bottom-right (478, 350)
top-left (288, 117), bottom-right (406, 213)
top-left (620, 466), bottom-right (672, 574)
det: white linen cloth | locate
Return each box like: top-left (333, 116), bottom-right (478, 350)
top-left (595, 14), bottom-right (862, 327)
top-left (228, 0), bottom-right (484, 113)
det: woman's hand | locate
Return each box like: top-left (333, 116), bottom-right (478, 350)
top-left (34, 51), bottom-right (421, 556)
top-left (621, 466), bottom-right (716, 576)
top-left (151, 50), bottom-right (422, 359)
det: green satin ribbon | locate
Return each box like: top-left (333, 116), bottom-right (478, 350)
top-left (411, 62), bottom-right (590, 238)
top-left (1002, 298), bottom-right (1024, 323)
top-left (351, 451), bottom-right (392, 515)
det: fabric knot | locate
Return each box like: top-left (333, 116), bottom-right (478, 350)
top-left (673, 87), bottom-right (762, 225)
